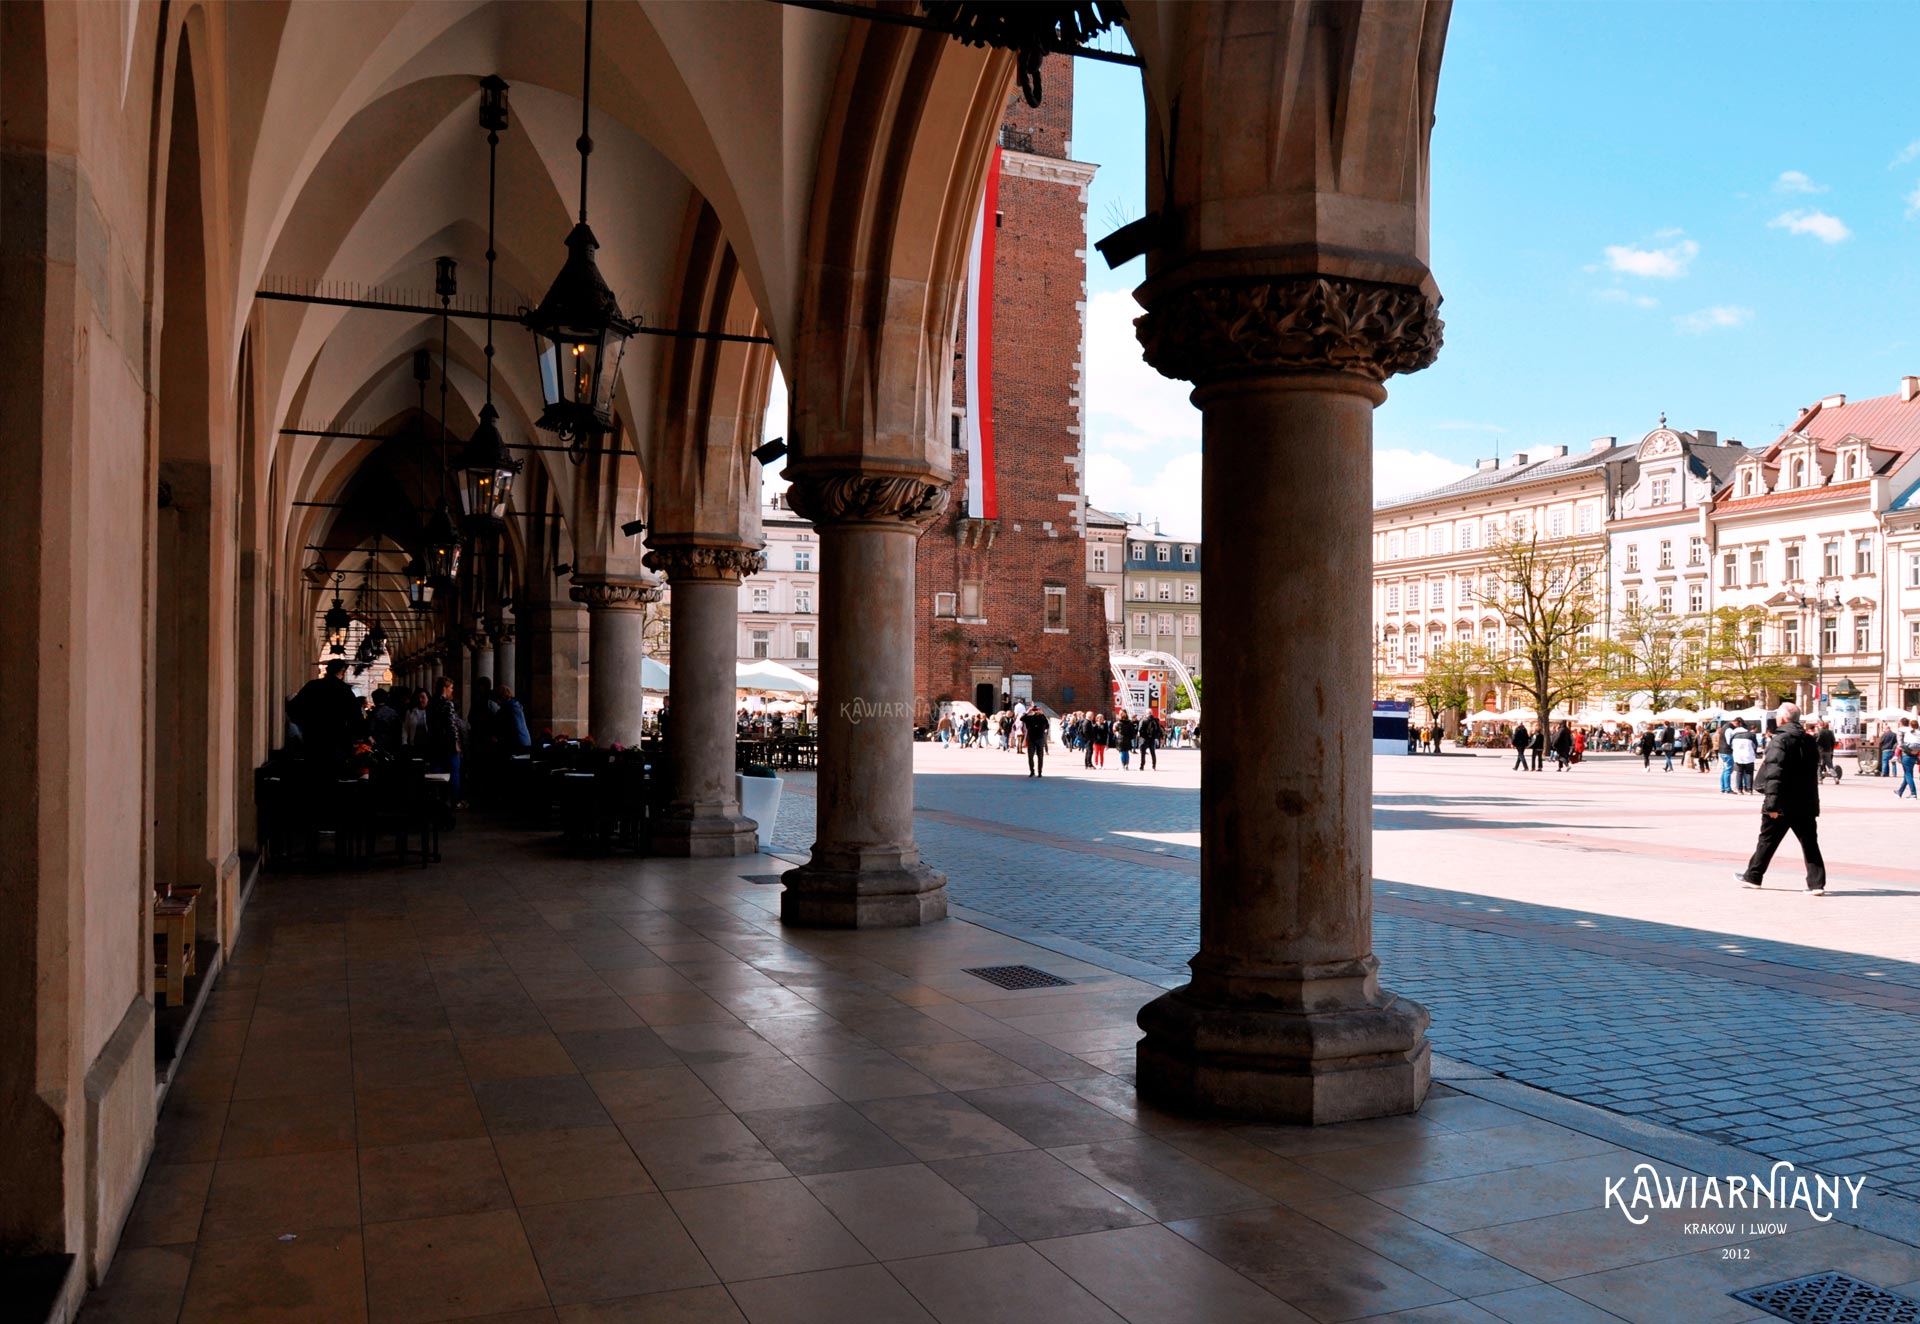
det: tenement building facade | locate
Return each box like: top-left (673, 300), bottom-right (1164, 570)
top-left (914, 57), bottom-right (1108, 719)
top-left (1120, 521), bottom-right (1204, 673)
top-left (738, 490), bottom-right (820, 680)
top-left (1375, 378), bottom-right (1920, 715)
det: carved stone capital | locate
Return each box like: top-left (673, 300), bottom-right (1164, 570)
top-left (784, 472), bottom-right (950, 529)
top-left (465, 629), bottom-right (492, 652)
top-left (1135, 276), bottom-right (1443, 386)
top-left (493, 626), bottom-right (516, 646)
top-left (644, 543), bottom-right (768, 584)
top-left (568, 578), bottom-right (664, 611)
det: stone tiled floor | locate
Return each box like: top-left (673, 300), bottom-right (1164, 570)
top-left (772, 747), bottom-right (1920, 1201)
top-left (82, 826), bottom-right (1920, 1323)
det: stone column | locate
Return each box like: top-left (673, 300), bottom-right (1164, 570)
top-left (467, 626), bottom-right (495, 695)
top-left (570, 578), bottom-right (660, 747)
top-left (1132, 276), bottom-right (1442, 1122)
top-left (779, 473), bottom-right (948, 926)
top-left (645, 542), bottom-right (764, 856)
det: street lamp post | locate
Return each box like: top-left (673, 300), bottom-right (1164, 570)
top-left (1793, 580), bottom-right (1843, 718)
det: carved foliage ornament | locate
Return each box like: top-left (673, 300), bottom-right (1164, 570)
top-left (643, 545), bottom-right (768, 583)
top-left (784, 474), bottom-right (950, 529)
top-left (1135, 276), bottom-right (1443, 386)
top-left (568, 579), bottom-right (664, 610)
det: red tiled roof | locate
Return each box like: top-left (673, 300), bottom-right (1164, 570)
top-left (1769, 389), bottom-right (1920, 459)
top-left (1713, 480), bottom-right (1872, 514)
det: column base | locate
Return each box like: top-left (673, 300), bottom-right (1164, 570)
top-left (780, 859), bottom-right (948, 928)
top-left (650, 810), bottom-right (759, 858)
top-left (1135, 979), bottom-right (1431, 1124)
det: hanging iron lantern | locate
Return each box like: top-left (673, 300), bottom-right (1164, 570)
top-left (523, 0), bottom-right (636, 442)
top-left (324, 577), bottom-right (352, 651)
top-left (406, 552), bottom-right (433, 610)
top-left (424, 500), bottom-right (463, 586)
top-left (458, 403), bottom-right (522, 529)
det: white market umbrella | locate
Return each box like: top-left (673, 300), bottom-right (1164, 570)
top-left (1466, 709), bottom-right (1505, 724)
top-left (1622, 708), bottom-right (1656, 724)
top-left (735, 659), bottom-right (820, 694)
top-left (1697, 706), bottom-right (1729, 721)
top-left (1653, 707), bottom-right (1698, 722)
top-left (1870, 706), bottom-right (1912, 721)
top-left (1499, 707), bottom-right (1536, 722)
top-left (1734, 705), bottom-right (1772, 721)
top-left (641, 656), bottom-right (671, 692)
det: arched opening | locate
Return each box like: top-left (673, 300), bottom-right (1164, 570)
top-left (152, 31), bottom-right (222, 997)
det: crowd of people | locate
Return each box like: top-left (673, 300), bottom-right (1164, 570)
top-left (287, 659), bottom-right (532, 806)
top-left (929, 702), bottom-right (1191, 778)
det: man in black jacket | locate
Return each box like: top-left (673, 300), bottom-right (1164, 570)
top-left (1738, 703), bottom-right (1827, 894)
top-left (1510, 723), bottom-right (1529, 771)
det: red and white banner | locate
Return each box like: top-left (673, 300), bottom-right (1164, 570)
top-left (963, 146), bottom-right (1001, 520)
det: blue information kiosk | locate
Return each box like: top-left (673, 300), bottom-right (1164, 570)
top-left (1373, 699), bottom-right (1411, 755)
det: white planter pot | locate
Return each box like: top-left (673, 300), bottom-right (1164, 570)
top-left (736, 773), bottom-right (784, 854)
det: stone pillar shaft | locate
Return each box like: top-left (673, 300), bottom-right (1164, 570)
top-left (1133, 276), bottom-right (1442, 1123)
top-left (779, 472), bottom-right (948, 927)
top-left (646, 544), bottom-right (765, 857)
top-left (571, 579), bottom-right (660, 747)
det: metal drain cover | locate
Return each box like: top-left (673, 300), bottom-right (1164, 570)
top-left (1732, 1272), bottom-right (1920, 1324)
top-left (964, 965), bottom-right (1074, 990)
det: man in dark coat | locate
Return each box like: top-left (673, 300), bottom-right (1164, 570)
top-left (1020, 707), bottom-right (1051, 778)
top-left (1738, 702), bottom-right (1827, 894)
top-left (1510, 723), bottom-right (1529, 771)
top-left (289, 659), bottom-right (363, 764)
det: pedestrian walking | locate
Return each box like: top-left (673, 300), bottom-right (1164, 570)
top-left (1736, 703), bottom-right (1827, 895)
top-left (1092, 714), bottom-right (1109, 768)
top-left (1116, 713), bottom-right (1138, 770)
top-left (1552, 722), bottom-right (1573, 771)
top-left (1529, 726), bottom-right (1545, 772)
top-left (1021, 706), bottom-right (1051, 777)
top-left (1897, 720), bottom-right (1920, 800)
top-left (1717, 722), bottom-right (1734, 793)
top-left (1728, 718), bottom-right (1758, 793)
top-left (1880, 725), bottom-right (1898, 778)
top-left (1138, 710), bottom-right (1163, 770)
top-left (1638, 727), bottom-right (1655, 769)
top-left (1510, 723), bottom-right (1530, 771)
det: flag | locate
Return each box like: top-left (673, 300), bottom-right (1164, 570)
top-left (963, 146), bottom-right (1001, 520)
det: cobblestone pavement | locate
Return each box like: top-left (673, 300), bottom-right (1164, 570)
top-left (770, 743), bottom-right (1920, 1203)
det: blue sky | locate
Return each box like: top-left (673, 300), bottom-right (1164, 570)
top-left (1075, 2), bottom-right (1920, 537)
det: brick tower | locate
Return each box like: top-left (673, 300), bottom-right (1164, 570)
top-left (915, 57), bottom-right (1108, 722)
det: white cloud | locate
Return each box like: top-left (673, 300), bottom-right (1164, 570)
top-left (1906, 182), bottom-right (1920, 219)
top-left (1595, 288), bottom-right (1659, 309)
top-left (1087, 451), bottom-right (1200, 541)
top-left (1892, 139), bottom-right (1920, 169)
top-left (1603, 236), bottom-right (1699, 279)
top-left (1375, 451), bottom-right (1474, 503)
top-left (1774, 170), bottom-right (1826, 195)
top-left (1769, 209), bottom-right (1852, 243)
top-left (1673, 305), bottom-right (1754, 335)
top-left (1084, 288), bottom-right (1203, 537)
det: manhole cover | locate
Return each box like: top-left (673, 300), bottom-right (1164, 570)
top-left (964, 965), bottom-right (1074, 990)
top-left (1732, 1272), bottom-right (1920, 1323)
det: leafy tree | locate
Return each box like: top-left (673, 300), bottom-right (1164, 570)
top-left (1602, 604), bottom-right (1694, 710)
top-left (1415, 642), bottom-right (1493, 724)
top-left (1483, 530), bottom-right (1607, 734)
top-left (1702, 605), bottom-right (1806, 706)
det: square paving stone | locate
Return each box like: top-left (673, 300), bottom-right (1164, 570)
top-left (493, 1127), bottom-right (655, 1206)
top-left (665, 1178), bottom-right (872, 1282)
top-left (356, 1082), bottom-right (490, 1148)
top-left (956, 1083), bottom-right (1141, 1148)
top-left (617, 1112), bottom-right (791, 1190)
top-left (199, 1149), bottom-right (362, 1243)
top-left (474, 1075), bottom-right (613, 1135)
top-left (458, 1033), bottom-right (580, 1082)
top-left (1166, 1205), bottom-right (1458, 1321)
top-left (884, 1244), bottom-right (1126, 1324)
top-left (362, 1208), bottom-right (551, 1323)
top-left (586, 1066), bottom-right (730, 1124)
top-left (736, 1103), bottom-right (917, 1176)
top-left (1049, 1137), bottom-right (1275, 1222)
top-left (558, 1028), bottom-right (681, 1073)
top-left (927, 1149), bottom-right (1154, 1241)
top-left (358, 1136), bottom-right (514, 1224)
top-left (801, 1164), bottom-right (1018, 1261)
top-left (854, 1093), bottom-right (1034, 1161)
top-left (1030, 1224), bottom-right (1309, 1324)
top-left (725, 1265), bottom-right (935, 1324)
top-left (519, 1193), bottom-right (718, 1304)
top-left (179, 1230), bottom-right (363, 1324)
top-left (218, 1092), bottom-right (358, 1159)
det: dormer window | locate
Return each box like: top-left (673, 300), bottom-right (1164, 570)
top-left (1791, 457), bottom-right (1807, 488)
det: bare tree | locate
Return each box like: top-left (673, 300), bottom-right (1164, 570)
top-left (1415, 641), bottom-right (1494, 728)
top-left (1483, 530), bottom-right (1606, 735)
top-left (1702, 605), bottom-right (1806, 706)
top-left (1603, 604), bottom-right (1694, 711)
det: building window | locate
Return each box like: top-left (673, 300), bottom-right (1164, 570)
top-left (1408, 528), bottom-right (1424, 556)
top-left (1855, 615), bottom-right (1872, 653)
top-left (1820, 617), bottom-right (1838, 655)
top-left (794, 630), bottom-right (812, 660)
top-left (1132, 612), bottom-right (1149, 635)
top-left (1155, 580), bottom-right (1172, 601)
top-left (1157, 613), bottom-right (1174, 635)
top-left (1184, 653), bottom-right (1198, 668)
top-left (1182, 613), bottom-right (1198, 636)
top-left (1431, 528), bottom-right (1449, 553)
top-left (1785, 544), bottom-right (1801, 580)
top-left (1689, 536), bottom-right (1705, 566)
top-left (1181, 545), bottom-right (1195, 563)
top-left (1626, 544), bottom-right (1640, 573)
top-left (934, 592), bottom-right (956, 618)
top-left (1407, 634), bottom-right (1422, 665)
top-left (1782, 619), bottom-right (1799, 653)
top-left (1911, 619), bottom-right (1920, 659)
top-left (1430, 579), bottom-right (1445, 608)
top-left (1091, 546), bottom-right (1108, 572)
top-left (1386, 584), bottom-right (1401, 611)
top-left (1658, 585), bottom-right (1673, 613)
top-left (1910, 553), bottom-right (1920, 589)
top-left (1387, 532), bottom-right (1402, 559)
top-left (751, 630), bottom-right (770, 659)
top-left (1181, 582), bottom-right (1197, 602)
top-left (1459, 576), bottom-right (1473, 604)
top-left (1131, 581), bottom-right (1147, 600)
top-left (950, 412), bottom-right (964, 450)
top-left (1483, 575), bottom-right (1497, 601)
top-left (1688, 583), bottom-right (1703, 613)
top-left (1577, 506), bottom-right (1594, 534)
top-left (1130, 542), bottom-right (1146, 561)
top-left (1549, 510), bottom-right (1566, 537)
top-left (752, 587), bottom-right (770, 612)
top-left (794, 547), bottom-right (812, 572)
top-left (1651, 477), bottom-right (1672, 505)
top-left (1856, 537), bottom-right (1873, 576)
top-left (794, 587), bottom-right (812, 614)
top-left (1658, 540), bottom-right (1673, 570)
top-left (1486, 519), bottom-right (1500, 545)
top-left (1044, 586), bottom-right (1066, 628)
top-left (1823, 540), bottom-right (1840, 578)
top-left (1483, 625), bottom-right (1499, 651)
top-left (1749, 548), bottom-right (1766, 585)
top-left (1625, 588), bottom-right (1639, 612)
top-left (1156, 544), bottom-right (1170, 562)
top-left (959, 581), bottom-right (983, 617)
top-left (1460, 523), bottom-right (1475, 550)
top-left (1723, 552), bottom-right (1738, 588)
